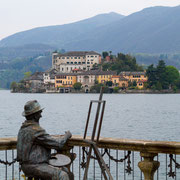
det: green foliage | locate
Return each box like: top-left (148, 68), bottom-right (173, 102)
top-left (113, 86), bottom-right (119, 93)
top-left (73, 82), bottom-right (82, 90)
top-left (132, 80), bottom-right (137, 87)
top-left (24, 71), bottom-right (32, 79)
top-left (90, 84), bottom-right (109, 93)
top-left (102, 53), bottom-right (143, 74)
top-left (102, 51), bottom-right (109, 59)
top-left (106, 81), bottom-right (112, 87)
top-left (0, 53), bottom-right (52, 89)
top-left (146, 60), bottom-right (180, 90)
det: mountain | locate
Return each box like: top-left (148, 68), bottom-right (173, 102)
top-left (0, 44), bottom-right (56, 62)
top-left (0, 12), bottom-right (124, 48)
top-left (62, 6), bottom-right (180, 54)
top-left (1, 6), bottom-right (180, 54)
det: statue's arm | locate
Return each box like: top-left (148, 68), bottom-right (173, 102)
top-left (34, 130), bottom-right (72, 150)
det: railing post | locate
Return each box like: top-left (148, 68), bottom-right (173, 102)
top-left (138, 152), bottom-right (160, 180)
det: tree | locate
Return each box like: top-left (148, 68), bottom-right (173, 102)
top-left (10, 82), bottom-right (18, 92)
top-left (73, 82), bottom-right (82, 91)
top-left (24, 71), bottom-right (32, 79)
top-left (156, 60), bottom-right (168, 89)
top-left (132, 80), bottom-right (137, 87)
top-left (166, 66), bottom-right (180, 88)
top-left (106, 81), bottom-right (112, 87)
top-left (146, 64), bottom-right (157, 88)
top-left (102, 52), bottom-right (109, 59)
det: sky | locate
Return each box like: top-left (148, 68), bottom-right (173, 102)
top-left (0, 0), bottom-right (180, 40)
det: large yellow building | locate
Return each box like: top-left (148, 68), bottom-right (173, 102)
top-left (119, 71), bottom-right (147, 89)
top-left (96, 71), bottom-right (116, 84)
top-left (119, 71), bottom-right (147, 82)
top-left (55, 73), bottom-right (77, 88)
top-left (112, 75), bottom-right (128, 88)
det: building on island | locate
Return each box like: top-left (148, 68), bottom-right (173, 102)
top-left (52, 51), bottom-right (101, 72)
top-left (112, 75), bottom-right (129, 89)
top-left (119, 71), bottom-right (147, 89)
top-left (96, 71), bottom-right (116, 84)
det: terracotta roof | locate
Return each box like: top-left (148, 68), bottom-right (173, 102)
top-left (112, 75), bottom-right (120, 78)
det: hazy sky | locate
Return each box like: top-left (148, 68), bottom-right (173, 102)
top-left (0, 0), bottom-right (179, 40)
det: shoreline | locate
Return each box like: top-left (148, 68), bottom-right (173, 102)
top-left (8, 89), bottom-right (180, 94)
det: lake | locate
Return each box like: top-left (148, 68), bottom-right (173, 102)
top-left (0, 90), bottom-right (180, 141)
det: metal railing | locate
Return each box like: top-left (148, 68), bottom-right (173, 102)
top-left (0, 135), bottom-right (180, 180)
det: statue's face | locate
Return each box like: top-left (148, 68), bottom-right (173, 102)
top-left (34, 110), bottom-right (42, 122)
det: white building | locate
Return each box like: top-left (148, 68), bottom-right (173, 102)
top-left (52, 51), bottom-right (101, 72)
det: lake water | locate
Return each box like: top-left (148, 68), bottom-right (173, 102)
top-left (0, 90), bottom-right (180, 179)
top-left (0, 90), bottom-right (180, 141)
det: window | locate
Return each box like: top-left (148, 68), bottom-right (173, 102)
top-left (67, 67), bottom-right (68, 71)
top-left (75, 62), bottom-right (77, 64)
top-left (71, 77), bottom-right (72, 80)
top-left (67, 62), bottom-right (69, 64)
top-left (87, 62), bottom-right (90, 64)
top-left (75, 57), bottom-right (77, 59)
top-left (82, 62), bottom-right (85, 64)
top-left (78, 57), bottom-right (80, 59)
top-left (62, 57), bottom-right (65, 59)
top-left (78, 62), bottom-right (81, 64)
top-left (71, 62), bottom-right (73, 64)
top-left (62, 68), bottom-right (64, 71)
top-left (67, 57), bottom-right (69, 59)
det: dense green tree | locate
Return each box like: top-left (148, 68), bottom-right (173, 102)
top-left (10, 82), bottom-right (18, 92)
top-left (102, 52), bottom-right (109, 59)
top-left (73, 82), bottom-right (82, 90)
top-left (146, 60), bottom-right (180, 90)
top-left (166, 66), bottom-right (180, 87)
top-left (106, 81), bottom-right (112, 87)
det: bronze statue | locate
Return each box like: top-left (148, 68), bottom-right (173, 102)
top-left (17, 100), bottom-right (73, 180)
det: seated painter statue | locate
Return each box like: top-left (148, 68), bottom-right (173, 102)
top-left (17, 100), bottom-right (73, 180)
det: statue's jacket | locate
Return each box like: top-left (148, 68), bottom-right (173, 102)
top-left (17, 120), bottom-right (67, 164)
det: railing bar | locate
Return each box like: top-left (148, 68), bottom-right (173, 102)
top-left (109, 149), bottom-right (111, 180)
top-left (132, 151), bottom-right (134, 180)
top-left (140, 156), bottom-right (142, 180)
top-left (12, 150), bottom-right (14, 180)
top-left (79, 146), bottom-right (81, 180)
top-left (5, 150), bottom-right (7, 180)
top-left (175, 154), bottom-right (176, 180)
top-left (93, 151), bottom-right (95, 180)
top-left (72, 147), bottom-right (74, 174)
top-left (166, 154), bottom-right (167, 180)
top-left (124, 150), bottom-right (126, 180)
top-left (116, 150), bottom-right (118, 180)
top-left (157, 154), bottom-right (159, 180)
top-left (101, 148), bottom-right (103, 180)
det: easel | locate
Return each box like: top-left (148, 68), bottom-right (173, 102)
top-left (83, 87), bottom-right (113, 180)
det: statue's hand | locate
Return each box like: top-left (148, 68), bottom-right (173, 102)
top-left (65, 130), bottom-right (72, 139)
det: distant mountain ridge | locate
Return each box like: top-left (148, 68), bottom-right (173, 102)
top-left (0, 12), bottom-right (124, 48)
top-left (0, 6), bottom-right (180, 53)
